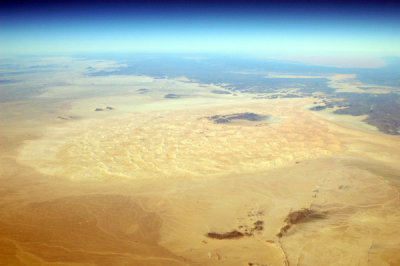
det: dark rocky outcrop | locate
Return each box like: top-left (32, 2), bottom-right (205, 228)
top-left (209, 112), bottom-right (269, 124)
top-left (164, 94), bottom-right (181, 99)
top-left (211, 90), bottom-right (231, 95)
top-left (277, 208), bottom-right (326, 238)
top-left (207, 220), bottom-right (264, 240)
top-left (310, 105), bottom-right (327, 111)
top-left (207, 230), bottom-right (245, 239)
top-left (95, 107), bottom-right (114, 112)
top-left (136, 88), bottom-right (149, 94)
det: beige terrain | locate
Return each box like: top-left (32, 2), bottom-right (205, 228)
top-left (1, 64), bottom-right (400, 265)
top-left (266, 73), bottom-right (395, 94)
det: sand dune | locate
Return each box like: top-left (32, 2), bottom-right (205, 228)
top-left (17, 99), bottom-right (344, 180)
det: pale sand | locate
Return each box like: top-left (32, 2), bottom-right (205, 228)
top-left (266, 73), bottom-right (394, 94)
top-left (1, 94), bottom-right (400, 265)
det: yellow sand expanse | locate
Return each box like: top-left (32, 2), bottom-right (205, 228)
top-left (18, 98), bottom-right (344, 180)
top-left (1, 96), bottom-right (400, 265)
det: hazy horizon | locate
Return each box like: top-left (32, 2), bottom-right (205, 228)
top-left (1, 0), bottom-right (400, 65)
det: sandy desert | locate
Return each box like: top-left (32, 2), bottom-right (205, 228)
top-left (1, 61), bottom-right (400, 265)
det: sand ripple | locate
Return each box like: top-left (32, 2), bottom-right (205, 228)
top-left (18, 101), bottom-right (343, 180)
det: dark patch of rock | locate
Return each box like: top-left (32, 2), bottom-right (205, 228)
top-left (310, 105), bottom-right (327, 111)
top-left (211, 90), bottom-right (231, 95)
top-left (209, 112), bottom-right (269, 124)
top-left (253, 220), bottom-right (264, 231)
top-left (207, 230), bottom-right (245, 240)
top-left (137, 88), bottom-right (149, 94)
top-left (277, 208), bottom-right (326, 238)
top-left (164, 94), bottom-right (181, 99)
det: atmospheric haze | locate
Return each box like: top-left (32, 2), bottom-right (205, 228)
top-left (1, 1), bottom-right (400, 265)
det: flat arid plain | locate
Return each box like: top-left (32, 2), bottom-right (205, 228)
top-left (1, 57), bottom-right (400, 265)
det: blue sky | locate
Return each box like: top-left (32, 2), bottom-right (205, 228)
top-left (1, 0), bottom-right (400, 59)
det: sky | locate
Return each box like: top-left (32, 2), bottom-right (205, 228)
top-left (1, 0), bottom-right (400, 61)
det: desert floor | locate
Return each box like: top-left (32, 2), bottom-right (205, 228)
top-left (1, 77), bottom-right (400, 265)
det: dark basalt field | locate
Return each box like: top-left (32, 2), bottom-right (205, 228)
top-left (310, 93), bottom-right (400, 135)
top-left (209, 112), bottom-right (269, 124)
